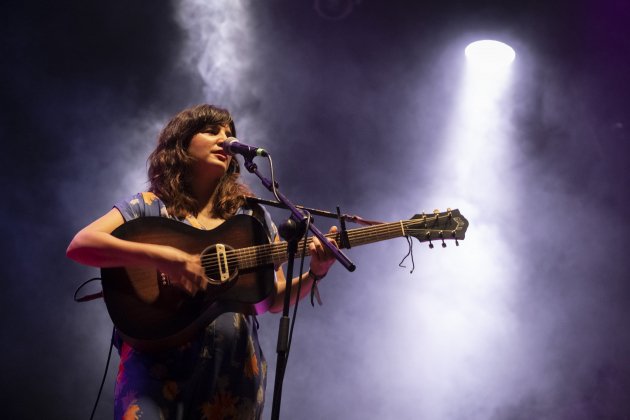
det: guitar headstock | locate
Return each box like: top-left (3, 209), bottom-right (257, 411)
top-left (406, 208), bottom-right (468, 248)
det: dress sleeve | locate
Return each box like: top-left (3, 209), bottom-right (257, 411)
top-left (237, 204), bottom-right (278, 243)
top-left (260, 205), bottom-right (279, 242)
top-left (114, 192), bottom-right (166, 221)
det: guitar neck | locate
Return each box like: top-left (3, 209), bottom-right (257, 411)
top-left (233, 208), bottom-right (467, 270)
top-left (235, 221), bottom-right (409, 269)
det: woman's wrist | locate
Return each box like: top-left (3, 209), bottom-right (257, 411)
top-left (307, 269), bottom-right (325, 306)
top-left (308, 269), bottom-right (326, 282)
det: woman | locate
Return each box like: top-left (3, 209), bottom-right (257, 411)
top-left (67, 104), bottom-right (337, 419)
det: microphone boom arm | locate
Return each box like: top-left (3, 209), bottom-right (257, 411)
top-left (242, 158), bottom-right (356, 272)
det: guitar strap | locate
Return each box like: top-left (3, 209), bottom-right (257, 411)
top-left (74, 277), bottom-right (104, 302)
top-left (243, 197), bottom-right (277, 241)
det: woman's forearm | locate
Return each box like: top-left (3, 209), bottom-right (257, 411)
top-left (66, 229), bottom-right (173, 268)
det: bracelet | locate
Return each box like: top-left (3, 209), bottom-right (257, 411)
top-left (308, 269), bottom-right (326, 282)
top-left (308, 269), bottom-right (324, 306)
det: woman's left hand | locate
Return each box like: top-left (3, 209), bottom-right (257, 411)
top-left (308, 226), bottom-right (339, 278)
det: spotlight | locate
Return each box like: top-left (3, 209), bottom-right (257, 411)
top-left (465, 40), bottom-right (516, 68)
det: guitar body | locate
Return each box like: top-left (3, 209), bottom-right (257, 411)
top-left (101, 215), bottom-right (276, 351)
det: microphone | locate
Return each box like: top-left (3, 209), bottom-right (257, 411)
top-left (222, 137), bottom-right (268, 158)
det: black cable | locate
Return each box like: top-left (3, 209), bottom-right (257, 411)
top-left (285, 212), bottom-right (312, 363)
top-left (398, 236), bottom-right (415, 274)
top-left (266, 154), bottom-right (282, 204)
top-left (89, 327), bottom-right (116, 420)
top-left (73, 277), bottom-right (103, 302)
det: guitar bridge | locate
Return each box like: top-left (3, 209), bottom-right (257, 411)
top-left (216, 244), bottom-right (230, 282)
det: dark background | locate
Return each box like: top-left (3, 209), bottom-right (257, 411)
top-left (1, 0), bottom-right (629, 419)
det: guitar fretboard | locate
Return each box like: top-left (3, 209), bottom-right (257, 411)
top-left (233, 211), bottom-right (465, 270)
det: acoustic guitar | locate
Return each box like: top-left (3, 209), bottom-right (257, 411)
top-left (102, 209), bottom-right (468, 351)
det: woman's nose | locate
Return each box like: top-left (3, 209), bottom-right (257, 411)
top-left (217, 136), bottom-right (231, 150)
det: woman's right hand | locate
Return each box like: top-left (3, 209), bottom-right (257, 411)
top-left (155, 247), bottom-right (208, 296)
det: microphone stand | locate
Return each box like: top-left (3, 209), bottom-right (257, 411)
top-left (241, 157), bottom-right (355, 420)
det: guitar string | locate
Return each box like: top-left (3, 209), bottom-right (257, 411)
top-left (199, 219), bottom-right (459, 268)
top-left (198, 219), bottom-right (461, 269)
top-left (201, 220), bottom-right (455, 257)
top-left (199, 218), bottom-right (461, 271)
top-left (198, 220), bottom-right (412, 266)
top-left (200, 214), bottom-right (458, 257)
top-left (198, 215), bottom-right (458, 266)
top-left (200, 233), bottom-right (458, 273)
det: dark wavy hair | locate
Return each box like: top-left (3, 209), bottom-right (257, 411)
top-left (147, 104), bottom-right (251, 219)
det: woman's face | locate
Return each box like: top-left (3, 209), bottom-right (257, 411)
top-left (187, 124), bottom-right (233, 178)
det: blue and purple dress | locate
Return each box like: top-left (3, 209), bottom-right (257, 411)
top-left (113, 192), bottom-right (276, 420)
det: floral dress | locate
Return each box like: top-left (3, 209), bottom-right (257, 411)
top-left (113, 192), bottom-right (276, 420)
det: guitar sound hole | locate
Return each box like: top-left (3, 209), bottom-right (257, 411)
top-left (201, 243), bottom-right (238, 285)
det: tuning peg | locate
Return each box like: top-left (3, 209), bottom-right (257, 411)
top-left (426, 232), bottom-right (434, 249)
top-left (451, 231), bottom-right (459, 246)
top-left (439, 231), bottom-right (446, 248)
